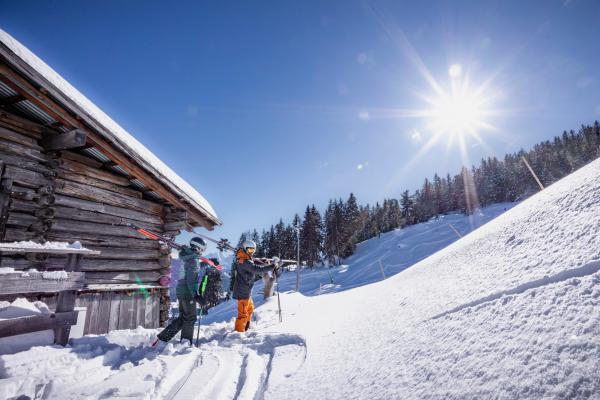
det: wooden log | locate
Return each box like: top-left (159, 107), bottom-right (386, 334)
top-left (58, 158), bottom-right (131, 186)
top-left (53, 194), bottom-right (162, 225)
top-left (0, 110), bottom-right (48, 138)
top-left (9, 198), bottom-right (40, 213)
top-left (164, 220), bottom-right (190, 231)
top-left (34, 208), bottom-right (54, 218)
top-left (0, 138), bottom-right (48, 162)
top-left (85, 271), bottom-right (161, 285)
top-left (51, 218), bottom-right (155, 239)
top-left (29, 220), bottom-right (52, 233)
top-left (0, 125), bottom-right (41, 149)
top-left (61, 150), bottom-right (103, 168)
top-left (165, 210), bottom-right (188, 222)
top-left (11, 184), bottom-right (36, 201)
top-left (40, 129), bottom-right (87, 151)
top-left (38, 195), bottom-right (55, 206)
top-left (3, 228), bottom-right (35, 242)
top-left (46, 231), bottom-right (159, 250)
top-left (51, 206), bottom-right (162, 232)
top-left (85, 246), bottom-right (160, 261)
top-left (54, 179), bottom-right (163, 215)
top-left (0, 177), bottom-right (13, 239)
top-left (0, 151), bottom-right (53, 175)
top-left (6, 211), bottom-right (37, 227)
top-left (3, 165), bottom-right (51, 188)
top-left (0, 311), bottom-right (78, 339)
top-left (55, 170), bottom-right (141, 198)
top-left (79, 259), bottom-right (162, 272)
top-left (0, 272), bottom-right (85, 295)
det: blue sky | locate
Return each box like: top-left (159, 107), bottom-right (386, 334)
top-left (2, 0), bottom-right (599, 249)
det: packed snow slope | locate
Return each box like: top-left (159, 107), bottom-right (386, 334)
top-left (262, 158), bottom-right (600, 399)
top-left (2, 159), bottom-right (600, 399)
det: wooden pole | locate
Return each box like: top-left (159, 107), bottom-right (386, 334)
top-left (521, 156), bottom-right (545, 190)
top-left (448, 223), bottom-right (463, 239)
top-left (378, 259), bottom-right (386, 280)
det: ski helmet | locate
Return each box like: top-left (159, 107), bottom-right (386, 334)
top-left (190, 237), bottom-right (207, 253)
top-left (242, 240), bottom-right (257, 254)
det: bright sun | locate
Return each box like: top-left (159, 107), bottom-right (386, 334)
top-left (428, 90), bottom-right (485, 137)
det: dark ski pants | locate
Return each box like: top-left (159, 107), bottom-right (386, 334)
top-left (157, 295), bottom-right (197, 342)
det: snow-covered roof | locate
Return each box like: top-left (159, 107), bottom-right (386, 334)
top-left (0, 29), bottom-right (220, 227)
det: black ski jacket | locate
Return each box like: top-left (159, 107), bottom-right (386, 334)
top-left (232, 259), bottom-right (275, 300)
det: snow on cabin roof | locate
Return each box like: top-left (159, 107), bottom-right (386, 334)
top-left (0, 29), bottom-right (221, 226)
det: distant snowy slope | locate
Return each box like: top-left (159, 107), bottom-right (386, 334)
top-left (263, 159), bottom-right (600, 399)
top-left (203, 202), bottom-right (515, 324)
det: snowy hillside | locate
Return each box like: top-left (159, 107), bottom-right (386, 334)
top-left (202, 202), bottom-right (515, 325)
top-left (2, 158), bottom-right (600, 399)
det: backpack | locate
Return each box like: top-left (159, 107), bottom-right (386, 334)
top-left (198, 267), bottom-right (223, 312)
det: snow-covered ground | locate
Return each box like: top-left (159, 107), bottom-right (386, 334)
top-left (2, 158), bottom-right (600, 399)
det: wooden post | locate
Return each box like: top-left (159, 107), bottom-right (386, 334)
top-left (448, 223), bottom-right (463, 239)
top-left (378, 259), bottom-right (386, 280)
top-left (521, 156), bottom-right (545, 190)
top-left (54, 253), bottom-right (84, 345)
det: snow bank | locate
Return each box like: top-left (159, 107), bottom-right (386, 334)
top-left (0, 298), bottom-right (53, 355)
top-left (0, 240), bottom-right (85, 250)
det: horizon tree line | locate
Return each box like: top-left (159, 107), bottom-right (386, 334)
top-left (234, 122), bottom-right (600, 267)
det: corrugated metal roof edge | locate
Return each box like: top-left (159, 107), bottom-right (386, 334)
top-left (0, 31), bottom-right (222, 228)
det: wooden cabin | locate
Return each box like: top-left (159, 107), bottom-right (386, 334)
top-left (0, 30), bottom-right (221, 334)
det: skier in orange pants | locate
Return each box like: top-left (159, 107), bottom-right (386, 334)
top-left (229, 240), bottom-right (278, 332)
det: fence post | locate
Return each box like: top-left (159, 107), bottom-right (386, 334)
top-left (378, 259), bottom-right (386, 280)
top-left (448, 223), bottom-right (463, 239)
top-left (521, 156), bottom-right (545, 190)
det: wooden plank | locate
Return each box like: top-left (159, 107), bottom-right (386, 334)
top-left (117, 293), bottom-right (134, 330)
top-left (0, 311), bottom-right (78, 338)
top-left (56, 170), bottom-right (142, 198)
top-left (108, 291), bottom-right (121, 332)
top-left (53, 194), bottom-right (163, 225)
top-left (40, 129), bottom-right (87, 151)
top-left (85, 292), bottom-right (101, 335)
top-left (2, 228), bottom-right (35, 242)
top-left (95, 292), bottom-right (112, 334)
top-left (84, 271), bottom-right (161, 284)
top-left (55, 179), bottom-right (163, 215)
top-left (0, 272), bottom-right (85, 295)
top-left (0, 94), bottom-right (25, 106)
top-left (46, 231), bottom-right (159, 250)
top-left (51, 206), bottom-right (162, 232)
top-left (3, 164), bottom-right (50, 188)
top-left (59, 158), bottom-right (131, 186)
top-left (144, 290), bottom-right (154, 328)
top-left (0, 125), bottom-right (41, 149)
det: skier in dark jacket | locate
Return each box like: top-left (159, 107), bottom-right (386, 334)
top-left (152, 237), bottom-right (209, 346)
top-left (231, 240), bottom-right (278, 332)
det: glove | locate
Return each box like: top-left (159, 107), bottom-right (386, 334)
top-left (195, 294), bottom-right (204, 303)
top-left (225, 292), bottom-right (231, 301)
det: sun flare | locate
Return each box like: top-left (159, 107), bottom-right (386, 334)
top-left (427, 89), bottom-right (486, 137)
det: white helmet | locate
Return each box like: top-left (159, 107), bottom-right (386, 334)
top-left (190, 237), bottom-right (207, 253)
top-left (242, 240), bottom-right (257, 253)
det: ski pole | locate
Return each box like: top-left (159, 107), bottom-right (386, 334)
top-left (195, 307), bottom-right (202, 347)
top-left (275, 273), bottom-right (282, 323)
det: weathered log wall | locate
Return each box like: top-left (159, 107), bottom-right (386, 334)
top-left (0, 110), bottom-right (189, 330)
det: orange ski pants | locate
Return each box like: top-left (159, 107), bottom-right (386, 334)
top-left (235, 298), bottom-right (254, 332)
